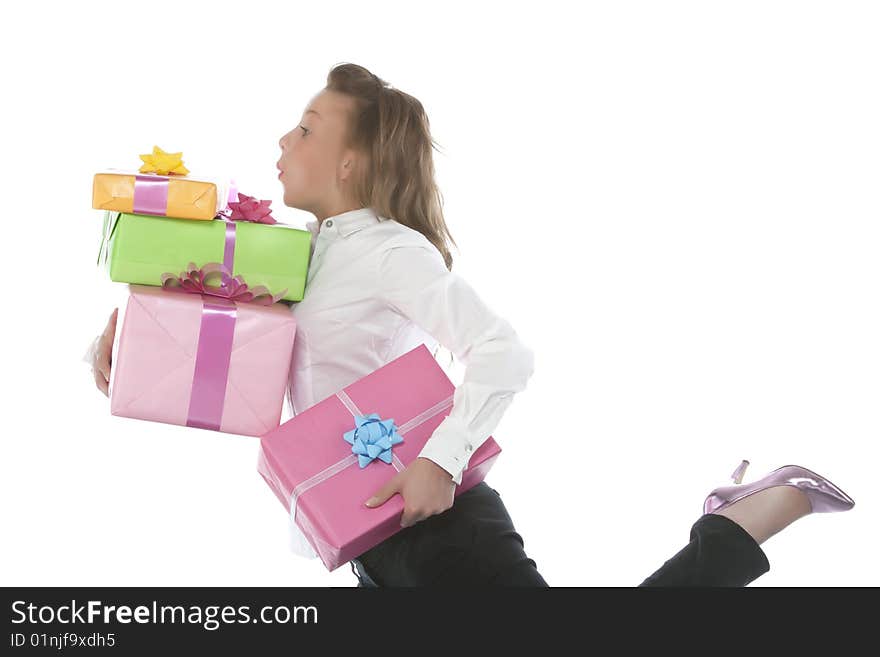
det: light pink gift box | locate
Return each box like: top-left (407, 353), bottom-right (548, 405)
top-left (110, 284), bottom-right (296, 437)
top-left (257, 343), bottom-right (502, 572)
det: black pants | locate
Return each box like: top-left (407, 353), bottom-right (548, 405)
top-left (352, 481), bottom-right (547, 586)
top-left (638, 512), bottom-right (771, 586)
top-left (350, 481), bottom-right (770, 587)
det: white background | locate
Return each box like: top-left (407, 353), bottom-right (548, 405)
top-left (2, 1), bottom-right (877, 586)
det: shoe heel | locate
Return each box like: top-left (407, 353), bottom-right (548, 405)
top-left (731, 459), bottom-right (750, 484)
top-left (703, 460), bottom-right (749, 514)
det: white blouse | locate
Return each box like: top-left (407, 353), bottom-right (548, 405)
top-left (82, 206), bottom-right (535, 487)
top-left (287, 206), bottom-right (535, 486)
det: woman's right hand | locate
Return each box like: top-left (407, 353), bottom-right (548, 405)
top-left (92, 308), bottom-right (118, 397)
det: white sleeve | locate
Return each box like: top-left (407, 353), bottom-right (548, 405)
top-left (82, 334), bottom-right (101, 365)
top-left (377, 245), bottom-right (535, 485)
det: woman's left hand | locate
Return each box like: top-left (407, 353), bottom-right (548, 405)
top-left (364, 457), bottom-right (456, 528)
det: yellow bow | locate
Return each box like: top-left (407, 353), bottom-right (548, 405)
top-left (138, 145), bottom-right (190, 176)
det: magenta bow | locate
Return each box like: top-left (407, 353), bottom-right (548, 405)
top-left (160, 262), bottom-right (287, 305)
top-left (218, 192), bottom-right (277, 224)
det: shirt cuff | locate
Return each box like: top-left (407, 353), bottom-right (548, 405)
top-left (82, 335), bottom-right (101, 365)
top-left (417, 415), bottom-right (471, 486)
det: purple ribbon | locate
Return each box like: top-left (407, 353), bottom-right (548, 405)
top-left (160, 263), bottom-right (287, 432)
top-left (223, 221), bottom-right (237, 277)
top-left (186, 298), bottom-right (237, 431)
top-left (132, 174), bottom-right (169, 215)
top-left (160, 262), bottom-right (287, 304)
top-left (227, 180), bottom-right (238, 207)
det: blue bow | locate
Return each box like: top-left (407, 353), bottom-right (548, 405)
top-left (343, 413), bottom-right (404, 468)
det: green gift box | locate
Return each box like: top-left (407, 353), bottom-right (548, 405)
top-left (99, 212), bottom-right (312, 302)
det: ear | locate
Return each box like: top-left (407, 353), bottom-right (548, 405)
top-left (339, 158), bottom-right (353, 182)
top-left (338, 146), bottom-right (360, 183)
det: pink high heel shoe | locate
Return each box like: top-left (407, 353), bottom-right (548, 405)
top-left (703, 460), bottom-right (855, 515)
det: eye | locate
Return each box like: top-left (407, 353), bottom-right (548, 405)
top-left (298, 125), bottom-right (309, 136)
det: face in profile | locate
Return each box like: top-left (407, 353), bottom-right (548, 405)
top-left (277, 89), bottom-right (358, 216)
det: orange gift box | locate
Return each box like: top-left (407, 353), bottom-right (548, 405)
top-left (92, 169), bottom-right (232, 221)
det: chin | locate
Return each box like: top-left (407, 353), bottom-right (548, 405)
top-left (281, 190), bottom-right (297, 208)
top-left (282, 194), bottom-right (307, 213)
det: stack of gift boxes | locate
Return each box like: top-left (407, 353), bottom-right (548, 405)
top-left (92, 146), bottom-right (311, 436)
top-left (93, 147), bottom-right (504, 573)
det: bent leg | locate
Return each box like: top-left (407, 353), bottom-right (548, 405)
top-left (639, 513), bottom-right (770, 587)
top-left (353, 482), bottom-right (548, 587)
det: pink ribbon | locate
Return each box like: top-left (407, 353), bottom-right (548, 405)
top-left (217, 192), bottom-right (278, 224)
top-left (223, 222), bottom-right (237, 273)
top-left (159, 263), bottom-right (287, 431)
top-left (160, 262), bottom-right (286, 304)
top-left (132, 174), bottom-right (169, 215)
top-left (132, 173), bottom-right (236, 217)
top-left (212, 191), bottom-right (279, 274)
top-left (186, 298), bottom-right (237, 431)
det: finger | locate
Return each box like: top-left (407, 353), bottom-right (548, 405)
top-left (95, 351), bottom-right (111, 382)
top-left (100, 310), bottom-right (119, 361)
top-left (93, 367), bottom-right (109, 397)
top-left (105, 308), bottom-right (118, 336)
top-left (400, 509), bottom-right (425, 528)
top-left (365, 476), bottom-right (400, 507)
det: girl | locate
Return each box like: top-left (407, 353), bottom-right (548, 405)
top-left (89, 63), bottom-right (855, 587)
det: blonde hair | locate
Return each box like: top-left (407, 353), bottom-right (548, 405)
top-left (325, 62), bottom-right (458, 271)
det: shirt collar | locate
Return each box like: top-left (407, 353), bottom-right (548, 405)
top-left (305, 207), bottom-right (380, 238)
